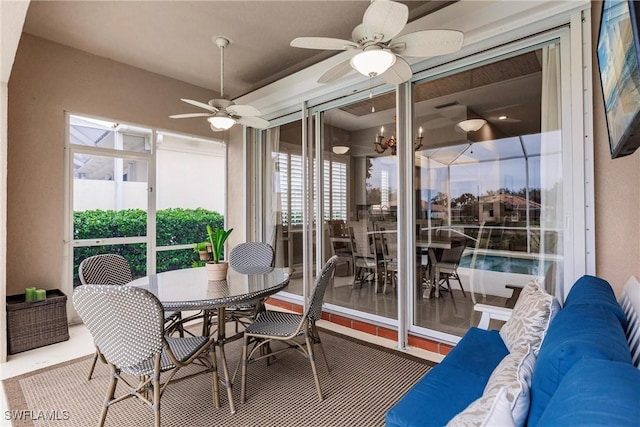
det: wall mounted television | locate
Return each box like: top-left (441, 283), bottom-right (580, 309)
top-left (597, 0), bottom-right (640, 159)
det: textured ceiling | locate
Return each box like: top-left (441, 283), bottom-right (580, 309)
top-left (23, 0), bottom-right (451, 99)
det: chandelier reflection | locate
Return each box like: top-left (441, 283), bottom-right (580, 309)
top-left (374, 126), bottom-right (424, 155)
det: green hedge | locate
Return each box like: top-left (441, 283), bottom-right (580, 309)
top-left (73, 208), bottom-right (224, 285)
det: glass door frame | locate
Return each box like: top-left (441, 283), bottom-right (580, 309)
top-left (254, 17), bottom-right (593, 352)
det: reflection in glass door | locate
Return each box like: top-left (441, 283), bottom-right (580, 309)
top-left (257, 39), bottom-right (570, 346)
top-left (321, 92), bottom-right (399, 321)
top-left (412, 43), bottom-right (563, 337)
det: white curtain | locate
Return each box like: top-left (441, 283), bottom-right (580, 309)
top-left (264, 127), bottom-right (284, 267)
top-left (539, 43), bottom-right (562, 297)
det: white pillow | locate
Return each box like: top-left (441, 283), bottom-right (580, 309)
top-left (483, 387), bottom-right (515, 427)
top-left (446, 387), bottom-right (515, 427)
top-left (446, 346), bottom-right (535, 427)
top-left (499, 280), bottom-right (560, 355)
top-left (484, 345), bottom-right (536, 425)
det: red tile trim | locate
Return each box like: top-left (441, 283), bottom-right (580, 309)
top-left (408, 335), bottom-right (439, 353)
top-left (268, 297), bottom-right (451, 356)
top-left (352, 320), bottom-right (377, 335)
top-left (377, 326), bottom-right (398, 341)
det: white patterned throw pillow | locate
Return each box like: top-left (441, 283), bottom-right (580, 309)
top-left (499, 279), bottom-right (560, 355)
top-left (447, 345), bottom-right (535, 427)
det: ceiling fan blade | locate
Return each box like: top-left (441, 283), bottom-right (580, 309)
top-left (318, 57), bottom-right (357, 83)
top-left (390, 30), bottom-right (464, 57)
top-left (290, 37), bottom-right (358, 50)
top-left (180, 98), bottom-right (218, 112)
top-left (379, 56), bottom-right (412, 85)
top-left (169, 113), bottom-right (211, 119)
top-left (363, 0), bottom-right (409, 43)
top-left (227, 104), bottom-right (262, 117)
top-left (237, 115), bottom-right (270, 129)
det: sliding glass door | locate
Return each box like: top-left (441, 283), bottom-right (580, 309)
top-left (256, 35), bottom-right (571, 345)
top-left (411, 42), bottom-right (563, 338)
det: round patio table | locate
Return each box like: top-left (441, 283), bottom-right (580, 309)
top-left (128, 266), bottom-right (290, 414)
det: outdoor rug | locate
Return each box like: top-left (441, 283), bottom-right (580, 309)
top-left (3, 329), bottom-right (434, 427)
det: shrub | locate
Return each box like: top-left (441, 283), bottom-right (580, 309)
top-left (73, 208), bottom-right (224, 285)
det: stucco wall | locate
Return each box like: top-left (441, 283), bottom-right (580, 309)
top-left (592, 1), bottom-right (640, 294)
top-left (6, 34), bottom-right (232, 295)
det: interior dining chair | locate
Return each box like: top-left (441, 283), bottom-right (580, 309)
top-left (378, 227), bottom-right (398, 295)
top-left (240, 255), bottom-right (338, 403)
top-left (73, 284), bottom-right (218, 427)
top-left (352, 225), bottom-right (384, 291)
top-left (227, 242), bottom-right (275, 331)
top-left (433, 237), bottom-right (468, 298)
top-left (78, 253), bottom-right (183, 380)
top-left (328, 220), bottom-right (355, 276)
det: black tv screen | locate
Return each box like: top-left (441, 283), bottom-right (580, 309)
top-left (597, 0), bottom-right (640, 158)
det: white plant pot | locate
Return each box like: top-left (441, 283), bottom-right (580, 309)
top-left (206, 262), bottom-right (228, 281)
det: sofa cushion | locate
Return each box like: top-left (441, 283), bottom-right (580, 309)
top-left (447, 345), bottom-right (535, 427)
top-left (499, 280), bottom-right (560, 355)
top-left (439, 327), bottom-right (509, 378)
top-left (386, 328), bottom-right (509, 427)
top-left (527, 304), bottom-right (632, 426)
top-left (563, 275), bottom-right (628, 328)
top-left (536, 359), bottom-right (640, 426)
top-left (385, 364), bottom-right (492, 427)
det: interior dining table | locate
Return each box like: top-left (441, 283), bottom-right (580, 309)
top-left (128, 265), bottom-right (290, 414)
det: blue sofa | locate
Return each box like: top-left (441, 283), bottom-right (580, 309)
top-left (386, 275), bottom-right (640, 427)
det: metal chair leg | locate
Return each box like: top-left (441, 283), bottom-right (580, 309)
top-left (88, 349), bottom-right (100, 381)
top-left (311, 323), bottom-right (329, 373)
top-left (305, 334), bottom-right (323, 402)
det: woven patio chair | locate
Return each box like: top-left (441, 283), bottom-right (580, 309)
top-left (240, 255), bottom-right (338, 403)
top-left (227, 242), bottom-right (275, 332)
top-left (78, 254), bottom-right (183, 380)
top-left (73, 284), bottom-right (218, 427)
top-left (229, 242), bottom-right (275, 273)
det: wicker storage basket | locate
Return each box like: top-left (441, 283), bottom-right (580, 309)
top-left (6, 289), bottom-right (70, 354)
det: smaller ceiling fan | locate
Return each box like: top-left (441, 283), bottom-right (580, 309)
top-left (170, 36), bottom-right (270, 132)
top-left (290, 0), bottom-right (464, 85)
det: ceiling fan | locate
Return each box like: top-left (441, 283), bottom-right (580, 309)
top-left (290, 0), bottom-right (464, 85)
top-left (169, 36), bottom-right (270, 132)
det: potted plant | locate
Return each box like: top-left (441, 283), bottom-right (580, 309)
top-left (194, 241), bottom-right (211, 261)
top-left (205, 225), bottom-right (233, 280)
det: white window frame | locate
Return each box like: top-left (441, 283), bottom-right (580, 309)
top-left (63, 113), bottom-right (226, 322)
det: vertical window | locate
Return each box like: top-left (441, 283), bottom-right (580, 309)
top-left (155, 132), bottom-right (226, 272)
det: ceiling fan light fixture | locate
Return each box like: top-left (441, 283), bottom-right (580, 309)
top-left (350, 48), bottom-right (396, 77)
top-left (332, 145), bottom-right (350, 155)
top-left (207, 114), bottom-right (236, 130)
top-left (457, 119), bottom-right (487, 132)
